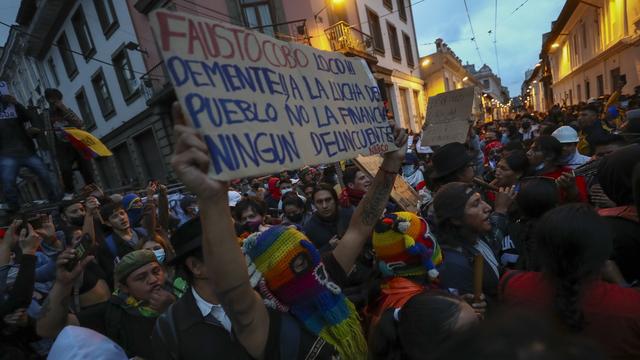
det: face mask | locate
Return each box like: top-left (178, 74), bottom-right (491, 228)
top-left (535, 163), bottom-right (545, 171)
top-left (244, 220), bottom-right (262, 233)
top-left (191, 206), bottom-right (199, 216)
top-left (68, 216), bottom-right (84, 227)
top-left (288, 213), bottom-right (304, 223)
top-left (153, 248), bottom-right (166, 264)
top-left (281, 189), bottom-right (292, 195)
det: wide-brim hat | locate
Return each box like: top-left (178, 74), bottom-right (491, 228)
top-left (168, 217), bottom-right (203, 265)
top-left (430, 142), bottom-right (472, 179)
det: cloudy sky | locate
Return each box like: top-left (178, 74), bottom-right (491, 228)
top-left (412, 0), bottom-right (564, 96)
top-left (1, 0), bottom-right (564, 96)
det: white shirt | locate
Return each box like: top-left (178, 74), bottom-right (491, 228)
top-left (191, 287), bottom-right (232, 332)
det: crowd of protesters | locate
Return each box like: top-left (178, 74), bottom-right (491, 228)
top-left (1, 85), bottom-right (640, 360)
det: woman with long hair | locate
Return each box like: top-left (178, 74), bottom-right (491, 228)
top-left (369, 291), bottom-right (478, 360)
top-left (501, 204), bottom-right (640, 358)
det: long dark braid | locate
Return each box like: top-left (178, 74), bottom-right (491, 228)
top-left (535, 204), bottom-right (612, 332)
top-left (516, 218), bottom-right (538, 271)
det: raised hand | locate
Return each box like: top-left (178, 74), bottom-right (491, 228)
top-left (170, 102), bottom-right (228, 201)
top-left (382, 120), bottom-right (408, 166)
top-left (19, 223), bottom-right (42, 255)
top-left (493, 185), bottom-right (517, 214)
top-left (54, 248), bottom-right (94, 287)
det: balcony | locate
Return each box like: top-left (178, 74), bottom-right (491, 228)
top-left (141, 61), bottom-right (172, 104)
top-left (251, 19), bottom-right (311, 46)
top-left (324, 21), bottom-right (377, 62)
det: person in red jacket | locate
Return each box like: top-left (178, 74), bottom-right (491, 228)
top-left (501, 204), bottom-right (640, 359)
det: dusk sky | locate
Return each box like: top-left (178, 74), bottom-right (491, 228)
top-left (1, 0), bottom-right (565, 97)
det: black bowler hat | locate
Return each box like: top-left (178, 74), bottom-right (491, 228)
top-left (429, 142), bottom-right (472, 179)
top-left (168, 217), bottom-right (203, 266)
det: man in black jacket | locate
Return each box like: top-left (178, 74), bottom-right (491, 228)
top-left (0, 94), bottom-right (57, 212)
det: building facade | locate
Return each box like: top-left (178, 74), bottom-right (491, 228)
top-left (530, 0), bottom-right (640, 109)
top-left (0, 0), bottom-right (176, 195)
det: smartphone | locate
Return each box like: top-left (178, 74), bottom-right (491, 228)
top-left (65, 234), bottom-right (94, 271)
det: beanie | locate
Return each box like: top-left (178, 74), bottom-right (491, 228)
top-left (372, 212), bottom-right (442, 279)
top-left (433, 182), bottom-right (475, 226)
top-left (114, 250), bottom-right (157, 284)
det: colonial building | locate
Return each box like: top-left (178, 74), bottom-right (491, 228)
top-left (527, 0), bottom-right (640, 110)
top-left (0, 0), bottom-right (176, 195)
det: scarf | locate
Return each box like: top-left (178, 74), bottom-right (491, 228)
top-left (111, 288), bottom-right (159, 318)
top-left (243, 226), bottom-right (367, 359)
top-left (339, 187), bottom-right (365, 208)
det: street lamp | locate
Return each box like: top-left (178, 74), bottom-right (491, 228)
top-left (421, 59), bottom-right (431, 66)
top-left (462, 76), bottom-right (469, 81)
top-left (551, 43), bottom-right (560, 49)
top-left (314, 0), bottom-right (345, 22)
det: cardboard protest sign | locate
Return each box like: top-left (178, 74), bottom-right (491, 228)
top-left (149, 10), bottom-right (397, 180)
top-left (0, 81), bottom-right (17, 120)
top-left (421, 87), bottom-right (475, 147)
top-left (353, 155), bottom-right (420, 213)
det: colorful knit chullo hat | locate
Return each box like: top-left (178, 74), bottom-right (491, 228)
top-left (243, 226), bottom-right (367, 359)
top-left (373, 212), bottom-right (443, 280)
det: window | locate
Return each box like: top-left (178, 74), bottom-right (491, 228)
top-left (585, 80), bottom-right (591, 99)
top-left (75, 87), bottom-right (96, 131)
top-left (576, 84), bottom-right (582, 103)
top-left (57, 33), bottom-right (78, 79)
top-left (596, 74), bottom-right (604, 97)
top-left (387, 22), bottom-right (401, 61)
top-left (134, 129), bottom-right (165, 181)
top-left (402, 32), bottom-right (414, 67)
top-left (112, 47), bottom-right (140, 102)
top-left (72, 7), bottom-right (96, 59)
top-left (397, 0), bottom-right (407, 21)
top-left (581, 21), bottom-right (587, 49)
top-left (412, 90), bottom-right (422, 128)
top-left (47, 58), bottom-right (60, 86)
top-left (93, 0), bottom-right (119, 37)
top-left (483, 79), bottom-right (490, 89)
top-left (610, 67), bottom-right (621, 91)
top-left (91, 68), bottom-right (116, 118)
top-left (569, 89), bottom-right (573, 106)
top-left (240, 0), bottom-right (274, 37)
top-left (445, 77), bottom-right (450, 91)
top-left (367, 9), bottom-right (384, 53)
top-left (383, 0), bottom-right (393, 10)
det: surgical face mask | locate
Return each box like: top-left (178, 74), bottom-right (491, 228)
top-left (281, 188), bottom-right (292, 195)
top-left (153, 248), bottom-right (166, 264)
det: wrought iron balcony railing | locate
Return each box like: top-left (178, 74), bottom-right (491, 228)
top-left (324, 21), bottom-right (374, 56)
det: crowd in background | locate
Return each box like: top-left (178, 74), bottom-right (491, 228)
top-left (1, 85), bottom-right (640, 360)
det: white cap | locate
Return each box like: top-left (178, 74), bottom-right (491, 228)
top-left (48, 326), bottom-right (127, 360)
top-left (552, 126), bottom-right (579, 143)
top-left (228, 191), bottom-right (242, 207)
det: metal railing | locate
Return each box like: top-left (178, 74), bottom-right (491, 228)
top-left (251, 19), bottom-right (310, 45)
top-left (141, 61), bottom-right (171, 102)
top-left (324, 21), bottom-right (374, 55)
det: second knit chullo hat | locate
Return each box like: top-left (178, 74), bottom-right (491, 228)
top-left (373, 212), bottom-right (443, 280)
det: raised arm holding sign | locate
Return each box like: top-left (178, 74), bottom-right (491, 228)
top-left (150, 10), bottom-right (397, 181)
top-left (421, 87), bottom-right (475, 147)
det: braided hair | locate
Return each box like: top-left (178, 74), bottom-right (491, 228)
top-left (514, 178), bottom-right (559, 271)
top-left (534, 204), bottom-right (612, 331)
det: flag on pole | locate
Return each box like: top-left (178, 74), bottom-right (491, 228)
top-left (63, 128), bottom-right (112, 159)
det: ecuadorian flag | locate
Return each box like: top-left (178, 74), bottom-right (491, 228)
top-left (63, 128), bottom-right (113, 159)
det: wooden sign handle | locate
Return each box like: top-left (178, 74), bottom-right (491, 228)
top-left (473, 254), bottom-right (484, 302)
